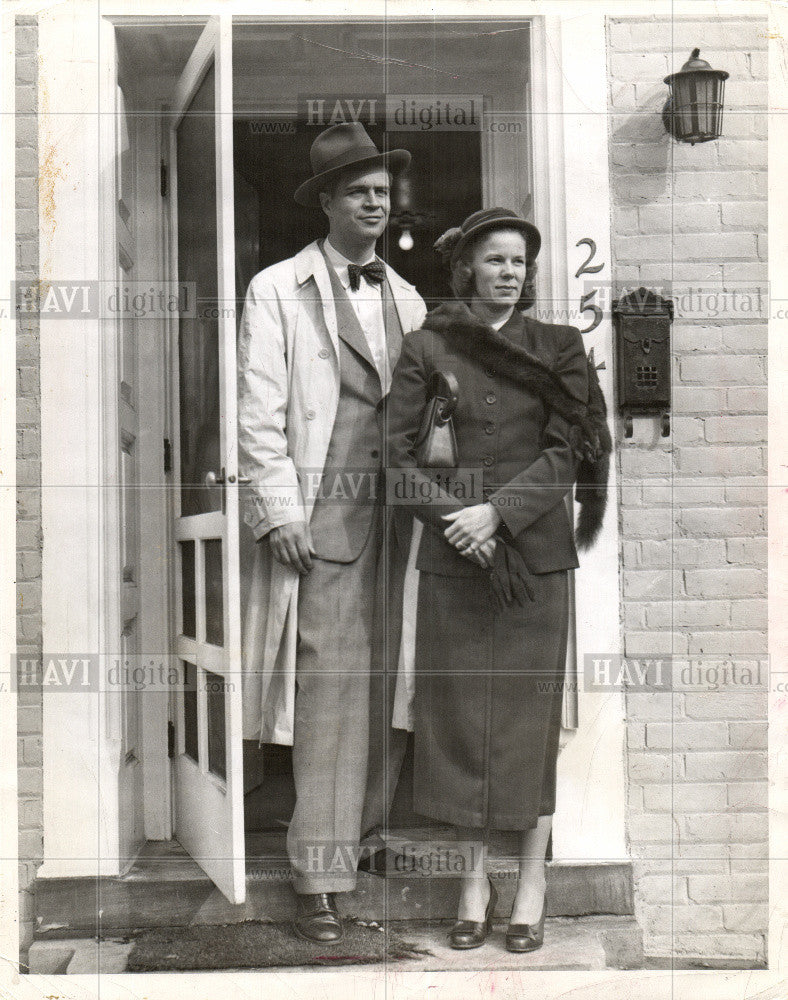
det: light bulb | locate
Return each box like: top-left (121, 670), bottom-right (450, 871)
top-left (398, 229), bottom-right (414, 252)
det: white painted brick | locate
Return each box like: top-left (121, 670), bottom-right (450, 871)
top-left (636, 874), bottom-right (688, 905)
top-left (679, 354), bottom-right (765, 386)
top-left (721, 326), bottom-right (767, 352)
top-left (704, 415), bottom-right (766, 443)
top-left (727, 538), bottom-right (767, 564)
top-left (668, 262), bottom-right (725, 285)
top-left (722, 904), bottom-right (769, 934)
top-left (673, 386), bottom-right (727, 414)
top-left (717, 140), bottom-right (768, 169)
top-left (689, 632), bottom-right (766, 657)
top-left (626, 691), bottom-right (682, 721)
top-left (672, 721), bottom-right (729, 750)
top-left (639, 484), bottom-right (673, 506)
top-left (726, 782), bottom-right (767, 811)
top-left (672, 325), bottom-right (724, 352)
top-left (610, 52), bottom-right (670, 80)
top-left (720, 201), bottom-right (767, 230)
top-left (670, 417), bottom-right (704, 445)
top-left (729, 842), bottom-right (769, 860)
top-left (723, 486), bottom-right (767, 506)
top-left (724, 113), bottom-right (766, 140)
top-left (645, 601), bottom-right (729, 630)
top-left (675, 446), bottom-right (764, 479)
top-left (651, 782), bottom-right (728, 813)
top-left (612, 172), bottom-right (675, 205)
top-left (679, 507), bottom-right (764, 537)
top-left (628, 751), bottom-right (677, 783)
top-left (673, 539), bottom-right (727, 566)
top-left (619, 448), bottom-right (674, 479)
top-left (622, 569), bottom-right (676, 600)
top-left (644, 904), bottom-right (724, 936)
top-left (666, 22), bottom-right (767, 53)
top-left (628, 812), bottom-right (675, 843)
top-left (647, 932), bottom-right (765, 961)
top-left (627, 722), bottom-right (646, 749)
top-left (625, 631), bottom-right (688, 656)
top-left (616, 234), bottom-right (674, 262)
top-left (684, 567), bottom-right (765, 599)
top-left (638, 202), bottom-right (720, 234)
top-left (726, 387), bottom-right (767, 412)
top-left (730, 600), bottom-right (767, 629)
top-left (688, 873), bottom-right (768, 904)
top-left (728, 723), bottom-right (768, 750)
top-left (725, 79), bottom-right (768, 109)
top-left (672, 483), bottom-right (728, 505)
top-left (620, 509), bottom-right (674, 540)
top-left (683, 753), bottom-right (768, 783)
top-left (721, 261), bottom-right (768, 283)
top-left (672, 233), bottom-right (758, 261)
top-left (672, 170), bottom-right (765, 200)
top-left (609, 82), bottom-right (637, 110)
top-left (684, 691), bottom-right (766, 720)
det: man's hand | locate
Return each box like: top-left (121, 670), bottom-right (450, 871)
top-left (266, 522), bottom-right (314, 574)
top-left (464, 536), bottom-right (497, 569)
top-left (442, 503), bottom-right (502, 558)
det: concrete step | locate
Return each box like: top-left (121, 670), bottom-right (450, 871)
top-left (34, 835), bottom-right (633, 939)
top-left (27, 916), bottom-right (644, 974)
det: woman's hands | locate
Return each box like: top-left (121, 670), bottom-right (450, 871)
top-left (442, 503), bottom-right (502, 566)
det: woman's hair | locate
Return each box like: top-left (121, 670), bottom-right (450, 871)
top-left (435, 225), bottom-right (538, 311)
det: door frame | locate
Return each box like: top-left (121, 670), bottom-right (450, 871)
top-left (37, 4), bottom-right (624, 879)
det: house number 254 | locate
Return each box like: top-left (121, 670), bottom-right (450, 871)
top-left (575, 237), bottom-right (604, 335)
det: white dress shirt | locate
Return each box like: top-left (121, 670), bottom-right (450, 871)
top-left (323, 237), bottom-right (388, 383)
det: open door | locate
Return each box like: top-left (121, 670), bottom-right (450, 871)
top-left (167, 16), bottom-right (245, 904)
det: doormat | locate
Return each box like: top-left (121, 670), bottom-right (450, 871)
top-left (127, 919), bottom-right (432, 971)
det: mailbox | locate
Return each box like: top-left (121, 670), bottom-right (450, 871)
top-left (613, 287), bottom-right (674, 437)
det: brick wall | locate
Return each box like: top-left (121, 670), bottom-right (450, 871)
top-left (15, 15), bottom-right (42, 967)
top-left (608, 16), bottom-right (768, 963)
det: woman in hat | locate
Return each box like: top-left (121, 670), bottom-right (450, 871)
top-left (386, 208), bottom-right (610, 951)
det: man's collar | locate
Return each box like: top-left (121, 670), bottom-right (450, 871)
top-left (323, 237), bottom-right (377, 289)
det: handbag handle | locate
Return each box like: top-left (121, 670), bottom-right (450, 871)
top-left (427, 371), bottom-right (459, 423)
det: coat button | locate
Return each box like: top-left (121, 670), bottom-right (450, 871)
top-left (485, 393), bottom-right (496, 405)
top-left (485, 368), bottom-right (495, 378)
top-left (306, 410), bottom-right (316, 420)
top-left (484, 422), bottom-right (495, 435)
top-left (318, 348), bottom-right (330, 359)
top-left (483, 456), bottom-right (494, 467)
top-left (371, 449), bottom-right (379, 458)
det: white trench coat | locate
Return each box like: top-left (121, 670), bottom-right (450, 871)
top-left (237, 240), bottom-right (427, 744)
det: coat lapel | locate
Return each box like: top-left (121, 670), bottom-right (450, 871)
top-left (293, 240), bottom-right (340, 359)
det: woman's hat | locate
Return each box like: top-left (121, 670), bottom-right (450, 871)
top-left (293, 123), bottom-right (411, 207)
top-left (434, 207), bottom-right (542, 265)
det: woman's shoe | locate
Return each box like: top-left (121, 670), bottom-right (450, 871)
top-left (506, 892), bottom-right (547, 953)
top-left (449, 876), bottom-right (498, 949)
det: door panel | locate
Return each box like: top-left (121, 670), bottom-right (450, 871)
top-left (169, 16), bottom-right (245, 904)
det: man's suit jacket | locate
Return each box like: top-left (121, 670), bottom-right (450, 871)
top-left (386, 306), bottom-right (589, 577)
top-left (237, 239), bottom-right (426, 744)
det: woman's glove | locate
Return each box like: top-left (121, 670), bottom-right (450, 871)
top-left (490, 539), bottom-right (536, 611)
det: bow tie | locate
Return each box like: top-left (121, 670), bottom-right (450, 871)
top-left (347, 260), bottom-right (386, 291)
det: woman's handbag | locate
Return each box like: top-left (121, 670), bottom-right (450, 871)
top-left (414, 371), bottom-right (460, 468)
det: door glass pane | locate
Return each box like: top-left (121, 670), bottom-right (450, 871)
top-left (206, 670), bottom-right (226, 779)
top-left (183, 661), bottom-right (198, 763)
top-left (177, 64), bottom-right (221, 517)
top-left (179, 540), bottom-right (196, 639)
top-left (204, 538), bottom-right (224, 646)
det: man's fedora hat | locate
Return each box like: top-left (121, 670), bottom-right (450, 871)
top-left (435, 207), bottom-right (542, 265)
top-left (293, 123), bottom-right (411, 208)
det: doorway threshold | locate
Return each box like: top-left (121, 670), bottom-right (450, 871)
top-left (33, 836), bottom-right (633, 940)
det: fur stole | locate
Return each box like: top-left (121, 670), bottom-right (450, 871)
top-left (421, 301), bottom-right (612, 550)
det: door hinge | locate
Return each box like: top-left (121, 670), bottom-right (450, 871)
top-left (163, 437), bottom-right (172, 474)
top-left (167, 719), bottom-right (175, 758)
top-left (160, 161), bottom-right (168, 197)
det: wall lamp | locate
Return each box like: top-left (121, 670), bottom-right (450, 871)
top-left (663, 49), bottom-right (729, 145)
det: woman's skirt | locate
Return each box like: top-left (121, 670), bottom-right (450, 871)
top-left (412, 567), bottom-right (569, 831)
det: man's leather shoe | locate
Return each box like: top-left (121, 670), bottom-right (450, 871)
top-left (506, 893), bottom-right (547, 953)
top-left (293, 892), bottom-right (343, 944)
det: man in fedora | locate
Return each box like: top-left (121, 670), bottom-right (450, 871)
top-left (238, 123), bottom-right (426, 942)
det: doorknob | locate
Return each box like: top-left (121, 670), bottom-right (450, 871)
top-left (204, 469), bottom-right (252, 487)
top-left (204, 469), bottom-right (225, 488)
